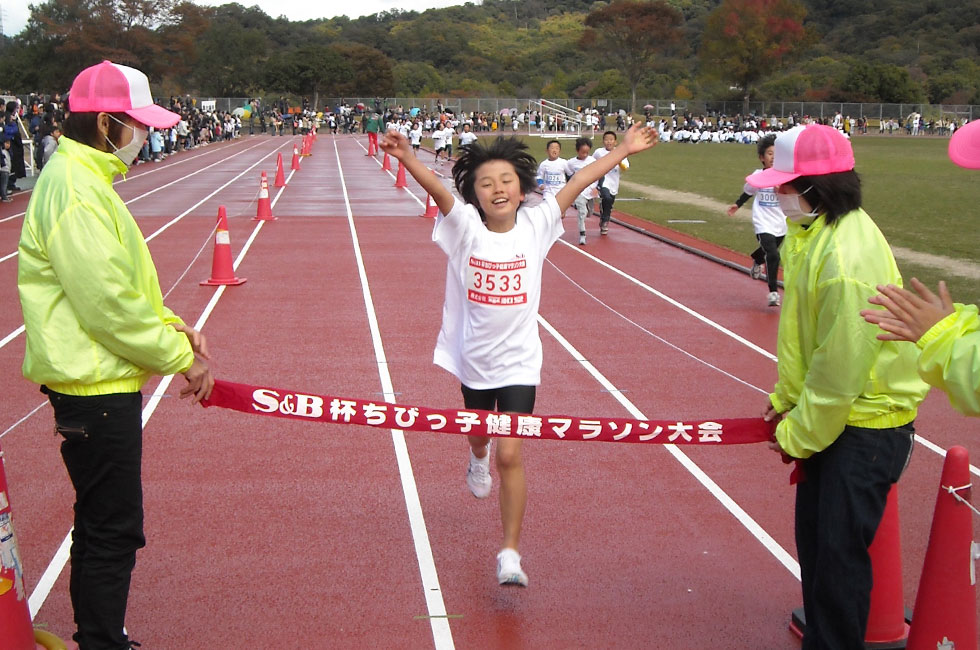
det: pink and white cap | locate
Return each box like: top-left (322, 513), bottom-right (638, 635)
top-left (746, 124), bottom-right (855, 188)
top-left (949, 120), bottom-right (980, 169)
top-left (69, 60), bottom-right (179, 129)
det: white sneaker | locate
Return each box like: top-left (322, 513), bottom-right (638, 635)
top-left (768, 291), bottom-right (781, 307)
top-left (751, 263), bottom-right (764, 280)
top-left (579, 233), bottom-right (586, 245)
top-left (496, 548), bottom-right (528, 587)
top-left (466, 442), bottom-right (492, 498)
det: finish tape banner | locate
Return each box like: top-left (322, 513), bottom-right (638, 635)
top-left (202, 380), bottom-right (774, 446)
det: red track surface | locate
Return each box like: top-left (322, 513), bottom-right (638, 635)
top-left (1, 134), bottom-right (977, 649)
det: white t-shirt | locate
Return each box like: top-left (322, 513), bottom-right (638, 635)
top-left (564, 155), bottom-right (598, 200)
top-left (743, 169), bottom-right (787, 236)
top-left (536, 158), bottom-right (568, 196)
top-left (443, 129), bottom-right (454, 148)
top-left (459, 131), bottom-right (478, 147)
top-left (410, 127), bottom-right (423, 145)
top-left (432, 195), bottom-right (565, 389)
top-left (591, 147), bottom-right (628, 195)
top-left (432, 128), bottom-right (446, 150)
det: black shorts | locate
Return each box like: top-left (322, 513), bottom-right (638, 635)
top-left (460, 384), bottom-right (536, 414)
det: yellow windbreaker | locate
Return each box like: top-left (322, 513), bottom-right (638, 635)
top-left (770, 208), bottom-right (930, 458)
top-left (18, 136), bottom-right (194, 396)
top-left (916, 304), bottom-right (980, 417)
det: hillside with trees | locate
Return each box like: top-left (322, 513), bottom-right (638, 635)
top-left (0, 0), bottom-right (977, 106)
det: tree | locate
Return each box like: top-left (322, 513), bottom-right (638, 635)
top-left (580, 0), bottom-right (684, 113)
top-left (700, 0), bottom-right (809, 114)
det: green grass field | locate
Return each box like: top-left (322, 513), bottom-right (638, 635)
top-left (425, 133), bottom-right (978, 306)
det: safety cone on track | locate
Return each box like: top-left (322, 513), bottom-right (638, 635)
top-left (421, 192), bottom-right (439, 218)
top-left (291, 145), bottom-right (301, 171)
top-left (274, 153), bottom-right (286, 188)
top-left (907, 446), bottom-right (978, 650)
top-left (790, 484), bottom-right (911, 648)
top-left (395, 160), bottom-right (408, 188)
top-left (0, 445), bottom-right (71, 650)
top-left (382, 151), bottom-right (391, 171)
top-left (367, 135), bottom-right (376, 156)
top-left (254, 172), bottom-right (275, 221)
top-left (201, 206), bottom-right (246, 286)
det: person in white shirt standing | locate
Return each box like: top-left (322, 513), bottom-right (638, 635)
top-left (592, 130), bottom-right (629, 235)
top-left (379, 124), bottom-right (659, 587)
top-left (535, 139), bottom-right (567, 198)
top-left (564, 137), bottom-right (598, 245)
top-left (432, 122), bottom-right (447, 164)
top-left (726, 134), bottom-right (787, 306)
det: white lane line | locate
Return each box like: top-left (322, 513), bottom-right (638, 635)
top-left (1, 139), bottom-right (288, 354)
top-left (333, 138), bottom-right (453, 649)
top-left (354, 137), bottom-right (426, 208)
top-left (538, 316), bottom-right (802, 581)
top-left (555, 238), bottom-right (980, 477)
top-left (0, 400), bottom-right (46, 440)
top-left (27, 183), bottom-right (273, 619)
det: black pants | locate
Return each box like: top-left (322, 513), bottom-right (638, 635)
top-left (795, 424), bottom-right (914, 650)
top-left (45, 388), bottom-right (145, 650)
top-left (460, 384), bottom-right (536, 414)
top-left (750, 232), bottom-right (784, 292)
top-left (598, 186), bottom-right (615, 227)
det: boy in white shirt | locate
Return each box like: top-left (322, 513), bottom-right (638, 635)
top-left (535, 139), bottom-right (567, 198)
top-left (458, 123), bottom-right (477, 147)
top-left (564, 137), bottom-right (598, 245)
top-left (432, 123), bottom-right (446, 164)
top-left (409, 122), bottom-right (423, 152)
top-left (591, 131), bottom-right (629, 235)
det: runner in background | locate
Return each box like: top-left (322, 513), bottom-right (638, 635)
top-left (726, 134), bottom-right (787, 307)
top-left (564, 137), bottom-right (597, 245)
top-left (458, 123), bottom-right (478, 148)
top-left (432, 122), bottom-right (447, 165)
top-left (756, 124), bottom-right (929, 650)
top-left (862, 119), bottom-right (980, 416)
top-left (592, 130), bottom-right (629, 236)
top-left (379, 124), bottom-right (658, 587)
top-left (535, 139), bottom-right (567, 198)
top-left (364, 111), bottom-right (382, 155)
top-left (17, 60), bottom-right (214, 650)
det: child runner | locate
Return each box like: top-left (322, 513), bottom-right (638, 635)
top-left (443, 124), bottom-right (454, 162)
top-left (535, 139), bottom-right (567, 198)
top-left (409, 121), bottom-right (423, 152)
top-left (564, 137), bottom-right (597, 245)
top-left (379, 124), bottom-right (658, 586)
top-left (726, 134), bottom-right (788, 307)
top-left (861, 119), bottom-right (980, 416)
top-left (458, 123), bottom-right (477, 147)
top-left (591, 130), bottom-right (629, 235)
top-left (432, 122), bottom-right (446, 164)
top-left (756, 124), bottom-right (929, 649)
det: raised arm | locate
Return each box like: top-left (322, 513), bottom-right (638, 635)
top-left (379, 129), bottom-right (455, 215)
top-left (555, 123), bottom-right (658, 214)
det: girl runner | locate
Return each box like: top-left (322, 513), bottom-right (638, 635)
top-left (380, 124), bottom-right (658, 586)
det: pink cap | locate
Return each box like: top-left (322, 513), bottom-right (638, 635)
top-left (746, 124), bottom-right (855, 188)
top-left (68, 61), bottom-right (179, 129)
top-left (949, 120), bottom-right (980, 169)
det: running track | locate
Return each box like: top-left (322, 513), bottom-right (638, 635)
top-left (1, 134), bottom-right (977, 648)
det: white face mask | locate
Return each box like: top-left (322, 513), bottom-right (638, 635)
top-left (778, 186), bottom-right (819, 222)
top-left (105, 114), bottom-right (147, 167)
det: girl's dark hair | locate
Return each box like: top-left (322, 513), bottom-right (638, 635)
top-left (575, 137), bottom-right (592, 150)
top-left (62, 111), bottom-right (132, 151)
top-left (757, 134), bottom-right (776, 157)
top-left (452, 136), bottom-right (538, 216)
top-left (786, 170), bottom-right (862, 226)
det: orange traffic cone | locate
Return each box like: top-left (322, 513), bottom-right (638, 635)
top-left (291, 145), bottom-right (301, 171)
top-left (907, 446), bottom-right (978, 650)
top-left (274, 153), bottom-right (286, 188)
top-left (382, 151), bottom-right (391, 171)
top-left (254, 172), bottom-right (275, 221)
top-left (791, 485), bottom-right (911, 647)
top-left (201, 206), bottom-right (246, 286)
top-left (395, 160), bottom-right (408, 188)
top-left (421, 192), bottom-right (439, 218)
top-left (367, 134), bottom-right (376, 156)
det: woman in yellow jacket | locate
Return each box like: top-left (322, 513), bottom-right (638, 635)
top-left (862, 120), bottom-right (980, 417)
top-left (753, 124), bottom-right (929, 650)
top-left (17, 61), bottom-right (213, 650)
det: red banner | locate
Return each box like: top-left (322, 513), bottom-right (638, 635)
top-left (202, 380), bottom-right (774, 445)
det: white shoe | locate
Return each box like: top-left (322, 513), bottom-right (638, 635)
top-left (579, 233), bottom-right (586, 245)
top-left (496, 548), bottom-right (528, 587)
top-left (751, 263), bottom-right (764, 280)
top-left (768, 291), bottom-right (781, 307)
top-left (466, 442), bottom-right (492, 498)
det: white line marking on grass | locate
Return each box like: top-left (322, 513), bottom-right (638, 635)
top-left (555, 238), bottom-right (980, 477)
top-left (538, 316), bottom-right (802, 581)
top-left (27, 207), bottom-right (270, 621)
top-left (333, 139), bottom-right (454, 650)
